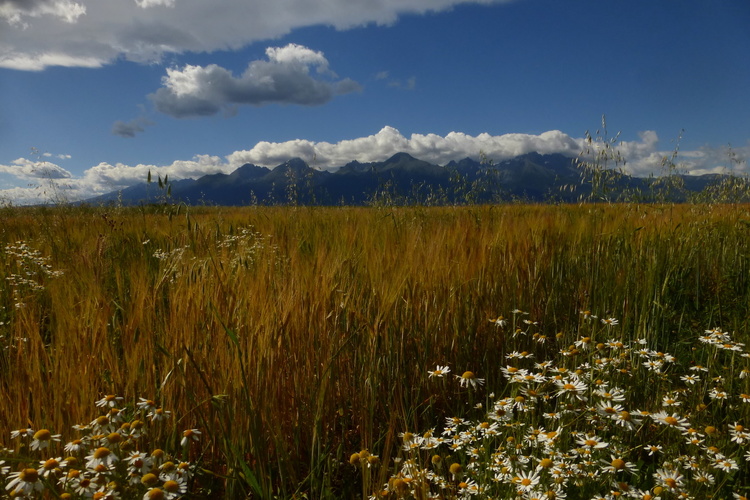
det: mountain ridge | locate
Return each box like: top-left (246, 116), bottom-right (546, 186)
top-left (83, 153), bottom-right (746, 206)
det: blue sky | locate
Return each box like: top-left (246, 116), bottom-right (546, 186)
top-left (1, 0), bottom-right (749, 203)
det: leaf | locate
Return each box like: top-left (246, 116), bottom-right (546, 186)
top-left (229, 442), bottom-right (263, 497)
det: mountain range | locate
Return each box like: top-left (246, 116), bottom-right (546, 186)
top-left (84, 152), bottom-right (741, 206)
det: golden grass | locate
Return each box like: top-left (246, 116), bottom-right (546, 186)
top-left (1, 203), bottom-right (749, 496)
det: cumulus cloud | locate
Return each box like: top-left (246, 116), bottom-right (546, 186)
top-left (1, 127), bottom-right (748, 205)
top-left (149, 44), bottom-right (361, 118)
top-left (0, 157), bottom-right (73, 179)
top-left (1, 0), bottom-right (516, 71)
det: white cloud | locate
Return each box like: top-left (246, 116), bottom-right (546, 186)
top-left (1, 127), bottom-right (748, 205)
top-left (0, 0), bottom-right (516, 70)
top-left (226, 126), bottom-right (584, 168)
top-left (0, 157), bottom-right (73, 179)
top-left (134, 0), bottom-right (174, 8)
top-left (149, 44), bottom-right (360, 118)
top-left (42, 152), bottom-right (72, 159)
top-left (0, 0), bottom-right (85, 27)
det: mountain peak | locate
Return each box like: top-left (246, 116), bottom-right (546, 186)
top-left (230, 163), bottom-right (270, 180)
top-left (385, 152), bottom-right (417, 163)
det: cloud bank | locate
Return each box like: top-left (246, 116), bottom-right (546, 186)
top-left (150, 44), bottom-right (361, 118)
top-left (0, 127), bottom-right (747, 205)
top-left (1, 0), bottom-right (515, 71)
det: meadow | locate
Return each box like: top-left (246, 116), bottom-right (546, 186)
top-left (1, 202), bottom-right (750, 499)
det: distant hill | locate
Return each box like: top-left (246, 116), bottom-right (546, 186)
top-left (83, 152), bottom-right (746, 206)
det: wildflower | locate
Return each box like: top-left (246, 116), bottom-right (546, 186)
top-left (162, 477), bottom-right (188, 499)
top-left (95, 395), bottom-right (123, 409)
top-left (489, 316), bottom-right (507, 327)
top-left (601, 317), bottom-right (619, 326)
top-left (5, 468), bottom-right (44, 496)
top-left (511, 469), bottom-right (541, 492)
top-left (580, 310), bottom-right (597, 321)
top-left (644, 444), bottom-right (662, 456)
top-left (605, 339), bottom-right (625, 349)
top-left (64, 438), bottom-right (86, 454)
top-left (729, 422), bottom-right (749, 444)
top-left (613, 410), bottom-right (641, 430)
top-left (683, 432), bottom-right (704, 446)
top-left (180, 429), bottom-right (201, 447)
top-left (137, 398), bottom-right (158, 412)
top-left (500, 365), bottom-right (528, 382)
top-left (148, 408), bottom-right (172, 422)
top-left (475, 421), bottom-right (499, 437)
top-left (679, 374), bottom-right (700, 385)
top-left (37, 457), bottom-right (62, 479)
top-left (712, 457), bottom-right (738, 472)
top-left (574, 337), bottom-right (592, 350)
top-left (602, 454), bottom-right (637, 473)
top-left (643, 359), bottom-right (664, 372)
top-left (654, 468), bottom-right (684, 490)
top-left (575, 434), bottom-right (609, 450)
top-left (457, 371), bottom-right (484, 389)
top-left (90, 415), bottom-right (113, 433)
top-left (126, 451), bottom-right (152, 475)
top-left (595, 401), bottom-right (624, 417)
top-left (651, 411), bottom-right (690, 431)
top-left (661, 394), bottom-right (681, 407)
top-left (10, 428), bottom-right (33, 440)
top-left (144, 487), bottom-right (166, 500)
top-left (542, 412), bottom-right (566, 424)
top-left (740, 393), bottom-right (750, 403)
top-left (85, 447), bottom-right (119, 469)
top-left (632, 489), bottom-right (661, 500)
top-left (595, 387), bottom-right (626, 403)
top-left (428, 365), bottom-right (451, 378)
top-left (708, 388), bottom-right (728, 401)
top-left (448, 462), bottom-right (462, 479)
top-left (693, 471), bottom-right (714, 485)
top-left (159, 461), bottom-right (180, 481)
top-left (554, 378), bottom-right (587, 399)
top-left (30, 429), bottom-right (62, 451)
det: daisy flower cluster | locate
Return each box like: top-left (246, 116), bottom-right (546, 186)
top-left (3, 240), bottom-right (64, 308)
top-left (367, 311), bottom-right (750, 499)
top-left (1, 396), bottom-right (200, 499)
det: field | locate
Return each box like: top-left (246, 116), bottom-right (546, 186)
top-left (1, 203), bottom-right (750, 499)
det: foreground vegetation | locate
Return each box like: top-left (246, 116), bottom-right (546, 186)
top-left (1, 203), bottom-right (750, 498)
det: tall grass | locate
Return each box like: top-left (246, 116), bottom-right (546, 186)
top-left (1, 203), bottom-right (749, 497)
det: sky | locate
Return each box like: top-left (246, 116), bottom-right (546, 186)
top-left (1, 0), bottom-right (749, 204)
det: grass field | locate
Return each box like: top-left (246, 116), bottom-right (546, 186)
top-left (1, 203), bottom-right (750, 499)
